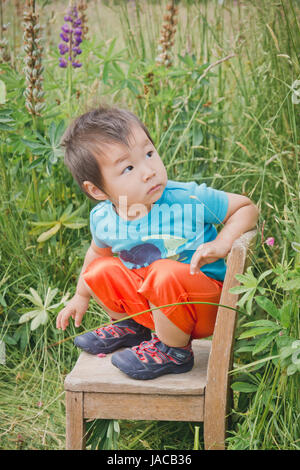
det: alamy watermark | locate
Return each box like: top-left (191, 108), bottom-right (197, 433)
top-left (97, 196), bottom-right (205, 242)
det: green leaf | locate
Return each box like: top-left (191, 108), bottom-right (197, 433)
top-left (44, 287), bottom-right (58, 309)
top-left (279, 300), bottom-right (293, 329)
top-left (193, 124), bottom-right (203, 147)
top-left (54, 120), bottom-right (65, 144)
top-left (59, 204), bottom-right (74, 222)
top-left (113, 420), bottom-right (120, 433)
top-left (29, 287), bottom-right (44, 307)
top-left (63, 222), bottom-right (86, 229)
top-left (239, 325), bottom-right (280, 339)
top-left (252, 330), bottom-right (279, 355)
top-left (31, 220), bottom-right (58, 227)
top-left (20, 325), bottom-right (30, 351)
top-left (0, 293), bottom-right (7, 307)
top-left (231, 382), bottom-right (258, 393)
top-left (178, 53), bottom-right (195, 67)
top-left (48, 121), bottom-right (56, 146)
top-left (37, 223), bottom-right (61, 242)
top-left (19, 290), bottom-right (43, 307)
top-left (0, 80), bottom-right (6, 104)
top-left (255, 296), bottom-right (279, 319)
top-left (19, 309), bottom-right (42, 324)
top-left (21, 138), bottom-right (45, 150)
top-left (236, 289), bottom-right (252, 307)
top-left (102, 62), bottom-right (110, 84)
top-left (243, 319), bottom-right (278, 328)
top-left (2, 334), bottom-right (17, 345)
top-left (230, 267), bottom-right (273, 315)
top-left (0, 122), bottom-right (16, 130)
top-left (282, 278), bottom-right (300, 291)
top-left (27, 155), bottom-right (46, 170)
top-left (60, 204), bottom-right (86, 223)
top-left (286, 363), bottom-right (298, 376)
top-left (31, 310), bottom-right (48, 330)
top-left (245, 295), bottom-right (255, 315)
top-left (229, 285), bottom-right (251, 294)
top-left (257, 269), bottom-right (273, 282)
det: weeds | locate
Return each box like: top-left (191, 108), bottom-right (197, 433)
top-left (0, 0), bottom-right (299, 450)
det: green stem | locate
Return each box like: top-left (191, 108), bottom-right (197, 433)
top-left (0, 137), bottom-right (9, 193)
top-left (256, 363), bottom-right (281, 437)
top-left (67, 62), bottom-right (72, 118)
top-left (48, 300), bottom-right (246, 348)
top-left (126, 422), bottom-right (156, 450)
top-left (262, 242), bottom-right (275, 269)
top-left (193, 426), bottom-right (200, 450)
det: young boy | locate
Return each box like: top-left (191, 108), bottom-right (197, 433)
top-left (56, 105), bottom-right (258, 380)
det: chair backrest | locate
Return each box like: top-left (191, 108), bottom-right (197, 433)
top-left (205, 229), bottom-right (257, 419)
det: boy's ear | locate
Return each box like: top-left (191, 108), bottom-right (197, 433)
top-left (82, 181), bottom-right (108, 201)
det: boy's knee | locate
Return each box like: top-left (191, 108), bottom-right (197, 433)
top-left (147, 259), bottom-right (179, 286)
top-left (83, 256), bottom-right (123, 282)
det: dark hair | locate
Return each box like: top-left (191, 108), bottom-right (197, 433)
top-left (61, 104), bottom-right (154, 200)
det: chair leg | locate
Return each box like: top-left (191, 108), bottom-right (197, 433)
top-left (203, 409), bottom-right (226, 450)
top-left (66, 391), bottom-right (86, 450)
top-left (204, 388), bottom-right (229, 450)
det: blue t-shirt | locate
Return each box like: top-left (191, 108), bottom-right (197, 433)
top-left (90, 180), bottom-right (229, 281)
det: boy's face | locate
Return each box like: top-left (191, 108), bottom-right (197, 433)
top-left (84, 124), bottom-right (168, 220)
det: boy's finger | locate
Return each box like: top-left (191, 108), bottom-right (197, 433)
top-left (190, 252), bottom-right (203, 274)
top-left (75, 311), bottom-right (84, 327)
top-left (56, 310), bottom-right (64, 329)
top-left (190, 260), bottom-right (200, 275)
top-left (61, 310), bottom-right (72, 330)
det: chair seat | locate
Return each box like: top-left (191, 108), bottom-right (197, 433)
top-left (64, 339), bottom-right (211, 396)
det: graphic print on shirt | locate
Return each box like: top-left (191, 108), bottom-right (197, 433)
top-left (119, 235), bottom-right (189, 268)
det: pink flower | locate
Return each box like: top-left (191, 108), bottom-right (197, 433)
top-left (265, 237), bottom-right (275, 246)
top-left (37, 401), bottom-right (43, 408)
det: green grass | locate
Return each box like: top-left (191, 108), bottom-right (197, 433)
top-left (0, 0), bottom-right (299, 450)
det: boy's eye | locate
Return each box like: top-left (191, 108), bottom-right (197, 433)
top-left (122, 165), bottom-right (134, 174)
top-left (121, 151), bottom-right (154, 174)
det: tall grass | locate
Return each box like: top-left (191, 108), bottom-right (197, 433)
top-left (0, 0), bottom-right (299, 450)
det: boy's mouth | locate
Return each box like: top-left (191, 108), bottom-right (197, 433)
top-left (147, 184), bottom-right (162, 194)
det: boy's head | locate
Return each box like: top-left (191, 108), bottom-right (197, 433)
top-left (61, 105), bottom-right (167, 218)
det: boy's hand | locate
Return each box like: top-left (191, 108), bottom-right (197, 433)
top-left (56, 293), bottom-right (90, 331)
top-left (190, 240), bottom-right (231, 275)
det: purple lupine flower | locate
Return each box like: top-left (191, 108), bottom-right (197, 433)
top-left (59, 57), bottom-right (68, 68)
top-left (58, 5), bottom-right (83, 69)
top-left (72, 46), bottom-right (82, 55)
top-left (59, 43), bottom-right (69, 54)
top-left (60, 32), bottom-right (69, 42)
top-left (61, 24), bottom-right (71, 33)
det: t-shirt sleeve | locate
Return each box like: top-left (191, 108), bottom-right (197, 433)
top-left (193, 183), bottom-right (229, 225)
top-left (90, 206), bottom-right (110, 248)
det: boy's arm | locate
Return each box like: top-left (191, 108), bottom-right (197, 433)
top-left (214, 193), bottom-right (259, 254)
top-left (190, 194), bottom-right (259, 275)
top-left (56, 241), bottom-right (113, 330)
top-left (76, 241), bottom-right (113, 298)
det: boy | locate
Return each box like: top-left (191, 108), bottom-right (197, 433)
top-left (56, 105), bottom-right (258, 380)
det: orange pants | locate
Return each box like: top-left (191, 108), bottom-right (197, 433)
top-left (83, 257), bottom-right (223, 340)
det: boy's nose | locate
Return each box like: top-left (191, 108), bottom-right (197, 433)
top-left (142, 165), bottom-right (156, 181)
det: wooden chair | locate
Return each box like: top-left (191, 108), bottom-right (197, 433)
top-left (64, 229), bottom-right (257, 450)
